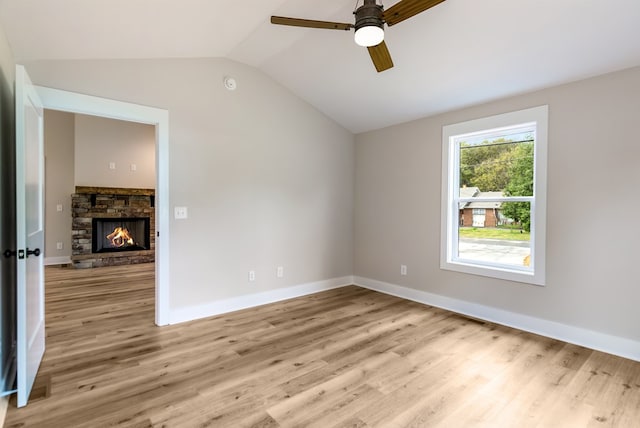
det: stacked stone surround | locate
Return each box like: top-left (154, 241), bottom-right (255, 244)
top-left (71, 186), bottom-right (155, 268)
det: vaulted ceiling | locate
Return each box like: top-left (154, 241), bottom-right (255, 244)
top-left (1, 0), bottom-right (639, 133)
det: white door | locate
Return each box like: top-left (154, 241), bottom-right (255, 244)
top-left (15, 65), bottom-right (45, 407)
top-left (472, 209), bottom-right (485, 227)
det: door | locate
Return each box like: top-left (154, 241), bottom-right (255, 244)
top-left (472, 208), bottom-right (486, 228)
top-left (15, 65), bottom-right (45, 407)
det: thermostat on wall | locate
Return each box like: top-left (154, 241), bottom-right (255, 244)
top-left (223, 76), bottom-right (237, 91)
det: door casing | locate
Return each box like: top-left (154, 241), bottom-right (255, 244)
top-left (35, 86), bottom-right (170, 326)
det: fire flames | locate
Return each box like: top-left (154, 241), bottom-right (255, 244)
top-left (106, 227), bottom-right (135, 248)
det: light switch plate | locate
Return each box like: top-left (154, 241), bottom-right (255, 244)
top-left (174, 206), bottom-right (188, 219)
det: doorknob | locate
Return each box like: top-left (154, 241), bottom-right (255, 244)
top-left (3, 248), bottom-right (40, 258)
top-left (26, 248), bottom-right (41, 257)
top-left (3, 249), bottom-right (16, 258)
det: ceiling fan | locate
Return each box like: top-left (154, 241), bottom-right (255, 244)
top-left (271, 0), bottom-right (447, 73)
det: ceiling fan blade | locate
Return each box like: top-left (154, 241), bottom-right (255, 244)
top-left (382, 0), bottom-right (447, 27)
top-left (271, 16), bottom-right (353, 31)
top-left (367, 40), bottom-right (394, 72)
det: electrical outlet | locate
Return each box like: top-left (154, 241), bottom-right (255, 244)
top-left (400, 265), bottom-right (407, 276)
top-left (248, 270), bottom-right (256, 282)
top-left (130, 163), bottom-right (137, 171)
top-left (56, 204), bottom-right (63, 212)
top-left (276, 266), bottom-right (284, 278)
top-left (109, 161), bottom-right (116, 170)
top-left (56, 242), bottom-right (63, 250)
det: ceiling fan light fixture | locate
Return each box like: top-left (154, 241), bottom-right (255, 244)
top-left (354, 25), bottom-right (384, 47)
top-left (354, 0), bottom-right (384, 47)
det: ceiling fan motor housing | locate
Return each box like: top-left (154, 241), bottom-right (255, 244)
top-left (354, 0), bottom-right (384, 32)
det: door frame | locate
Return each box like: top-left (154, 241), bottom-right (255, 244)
top-left (35, 86), bottom-right (170, 326)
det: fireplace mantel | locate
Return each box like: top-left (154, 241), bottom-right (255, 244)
top-left (71, 186), bottom-right (155, 268)
top-left (75, 186), bottom-right (154, 196)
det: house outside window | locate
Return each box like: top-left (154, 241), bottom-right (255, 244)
top-left (441, 106), bottom-right (548, 285)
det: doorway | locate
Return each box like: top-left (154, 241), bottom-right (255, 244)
top-left (35, 86), bottom-right (170, 326)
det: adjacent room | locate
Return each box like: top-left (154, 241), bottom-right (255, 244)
top-left (1, 0), bottom-right (639, 426)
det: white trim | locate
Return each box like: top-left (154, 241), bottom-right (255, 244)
top-left (44, 256), bottom-right (71, 266)
top-left (33, 85), bottom-right (171, 326)
top-left (169, 276), bottom-right (354, 325)
top-left (354, 276), bottom-right (640, 363)
top-left (441, 105), bottom-right (548, 286)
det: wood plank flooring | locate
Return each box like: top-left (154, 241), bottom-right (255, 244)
top-left (5, 263), bottom-right (640, 427)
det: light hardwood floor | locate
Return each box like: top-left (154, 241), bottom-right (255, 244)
top-left (5, 263), bottom-right (640, 427)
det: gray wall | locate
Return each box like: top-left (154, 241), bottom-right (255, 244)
top-left (43, 110), bottom-right (74, 263)
top-left (0, 23), bottom-right (15, 400)
top-left (74, 114), bottom-right (155, 189)
top-left (24, 58), bottom-right (355, 311)
top-left (354, 66), bottom-right (640, 343)
top-left (15, 35), bottom-right (639, 355)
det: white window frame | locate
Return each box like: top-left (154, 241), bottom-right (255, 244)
top-left (440, 105), bottom-right (548, 285)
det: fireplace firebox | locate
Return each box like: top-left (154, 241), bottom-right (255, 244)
top-left (92, 217), bottom-right (151, 253)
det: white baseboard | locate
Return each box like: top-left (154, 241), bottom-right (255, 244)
top-left (166, 274), bottom-right (640, 362)
top-left (169, 276), bottom-right (354, 325)
top-left (44, 256), bottom-right (71, 266)
top-left (354, 276), bottom-right (640, 363)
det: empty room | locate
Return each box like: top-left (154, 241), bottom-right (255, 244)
top-left (1, 0), bottom-right (639, 427)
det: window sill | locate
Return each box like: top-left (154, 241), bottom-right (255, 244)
top-left (440, 259), bottom-right (545, 286)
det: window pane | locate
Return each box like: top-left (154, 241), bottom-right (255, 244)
top-left (459, 136), bottom-right (534, 196)
top-left (457, 202), bottom-right (531, 268)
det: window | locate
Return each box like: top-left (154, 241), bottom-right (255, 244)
top-left (441, 106), bottom-right (548, 285)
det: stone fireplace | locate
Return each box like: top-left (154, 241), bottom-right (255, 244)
top-left (71, 186), bottom-right (155, 268)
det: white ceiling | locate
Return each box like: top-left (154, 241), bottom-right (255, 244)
top-left (2, 0), bottom-right (640, 133)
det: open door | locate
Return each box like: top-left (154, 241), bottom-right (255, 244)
top-left (15, 65), bottom-right (45, 407)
